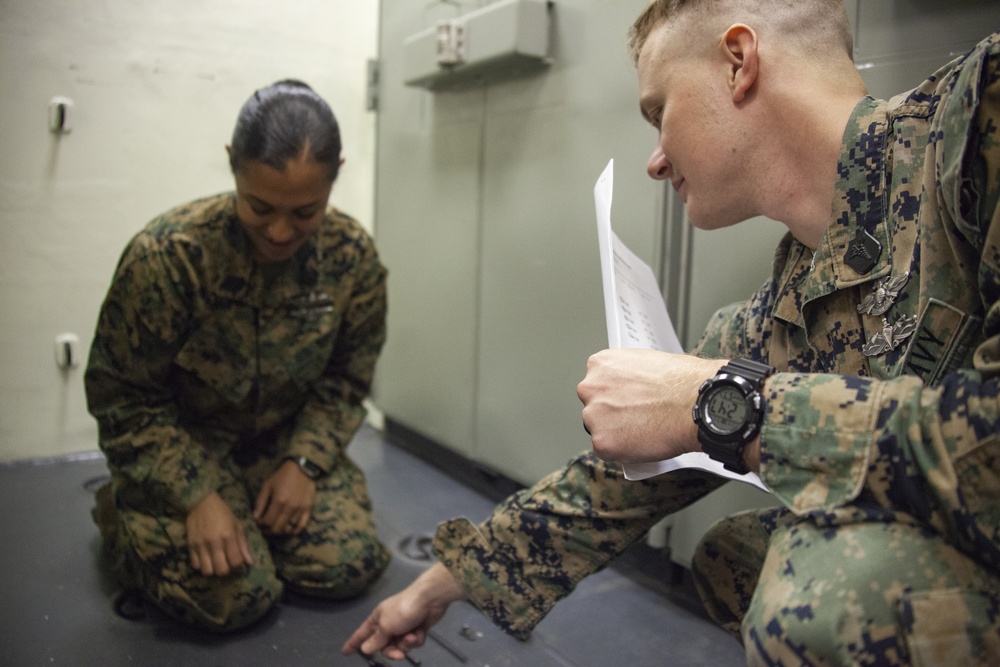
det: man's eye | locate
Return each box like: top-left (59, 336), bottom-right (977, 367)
top-left (295, 209), bottom-right (319, 220)
top-left (251, 205), bottom-right (272, 215)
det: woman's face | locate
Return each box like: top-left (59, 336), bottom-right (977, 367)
top-left (231, 154), bottom-right (337, 263)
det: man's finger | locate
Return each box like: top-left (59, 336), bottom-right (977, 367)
top-left (342, 617), bottom-right (379, 654)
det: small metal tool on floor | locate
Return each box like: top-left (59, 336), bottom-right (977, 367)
top-left (428, 630), bottom-right (468, 663)
top-left (357, 649), bottom-right (422, 666)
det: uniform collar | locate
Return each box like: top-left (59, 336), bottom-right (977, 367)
top-left (773, 96), bottom-right (893, 327)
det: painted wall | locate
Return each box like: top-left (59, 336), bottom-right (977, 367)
top-left (0, 0), bottom-right (378, 462)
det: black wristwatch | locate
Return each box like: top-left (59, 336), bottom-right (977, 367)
top-left (692, 358), bottom-right (775, 474)
top-left (288, 455), bottom-right (324, 480)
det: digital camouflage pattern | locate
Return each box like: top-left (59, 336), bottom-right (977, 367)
top-left (432, 32), bottom-right (1000, 665)
top-left (86, 193), bottom-right (390, 630)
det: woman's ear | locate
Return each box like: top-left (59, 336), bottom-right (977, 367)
top-left (722, 24), bottom-right (758, 103)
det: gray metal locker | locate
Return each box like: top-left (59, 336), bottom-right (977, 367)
top-left (372, 0), bottom-right (661, 484)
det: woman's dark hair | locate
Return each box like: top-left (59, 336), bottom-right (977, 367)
top-left (229, 79), bottom-right (342, 181)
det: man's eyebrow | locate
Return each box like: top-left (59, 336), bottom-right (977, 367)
top-left (638, 98), bottom-right (652, 122)
top-left (638, 100), bottom-right (658, 126)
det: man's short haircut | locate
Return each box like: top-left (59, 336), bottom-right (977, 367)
top-left (627, 0), bottom-right (854, 66)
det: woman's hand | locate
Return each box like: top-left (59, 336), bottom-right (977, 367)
top-left (342, 563), bottom-right (466, 661)
top-left (186, 491), bottom-right (253, 576)
top-left (253, 459), bottom-right (316, 535)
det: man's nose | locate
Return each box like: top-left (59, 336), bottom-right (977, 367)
top-left (647, 146), bottom-right (670, 181)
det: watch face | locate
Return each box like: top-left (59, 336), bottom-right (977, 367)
top-left (703, 385), bottom-right (749, 435)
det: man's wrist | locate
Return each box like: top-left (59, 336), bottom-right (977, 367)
top-left (742, 437), bottom-right (761, 473)
top-left (416, 563), bottom-right (466, 605)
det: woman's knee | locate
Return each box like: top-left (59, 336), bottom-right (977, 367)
top-left (280, 533), bottom-right (391, 600)
top-left (148, 565), bottom-right (284, 632)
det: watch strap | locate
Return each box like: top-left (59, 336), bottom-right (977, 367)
top-left (288, 455), bottom-right (324, 480)
top-left (721, 358), bottom-right (775, 385)
top-left (700, 435), bottom-right (751, 474)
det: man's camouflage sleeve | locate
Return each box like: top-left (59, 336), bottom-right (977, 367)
top-left (432, 456), bottom-right (724, 639)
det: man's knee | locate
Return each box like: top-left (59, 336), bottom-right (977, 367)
top-left (742, 589), bottom-right (926, 666)
top-left (691, 510), bottom-right (773, 637)
top-left (739, 519), bottom-right (1000, 665)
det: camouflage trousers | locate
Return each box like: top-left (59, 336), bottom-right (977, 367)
top-left (92, 450), bottom-right (390, 633)
top-left (692, 507), bottom-right (1000, 666)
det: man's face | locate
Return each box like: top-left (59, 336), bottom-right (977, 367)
top-left (637, 21), bottom-right (755, 230)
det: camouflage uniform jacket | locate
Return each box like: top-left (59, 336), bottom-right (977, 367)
top-left (431, 33), bottom-right (1000, 639)
top-left (85, 193), bottom-right (387, 514)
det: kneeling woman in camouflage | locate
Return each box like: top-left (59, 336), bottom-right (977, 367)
top-left (85, 80), bottom-right (390, 632)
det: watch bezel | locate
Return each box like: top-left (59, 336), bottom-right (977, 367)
top-left (695, 373), bottom-right (761, 443)
top-left (693, 359), bottom-right (774, 475)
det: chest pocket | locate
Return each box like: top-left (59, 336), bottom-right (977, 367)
top-left (899, 298), bottom-right (983, 386)
top-left (260, 295), bottom-right (342, 389)
top-left (174, 304), bottom-right (257, 405)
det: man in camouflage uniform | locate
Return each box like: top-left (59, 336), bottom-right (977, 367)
top-left (88, 83), bottom-right (390, 631)
top-left (344, 1), bottom-right (1000, 664)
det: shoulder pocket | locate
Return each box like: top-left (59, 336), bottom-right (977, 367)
top-left (901, 299), bottom-right (982, 386)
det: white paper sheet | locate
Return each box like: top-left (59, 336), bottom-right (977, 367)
top-left (594, 159), bottom-right (767, 491)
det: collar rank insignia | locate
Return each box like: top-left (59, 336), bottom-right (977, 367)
top-left (844, 229), bottom-right (882, 275)
top-left (862, 315), bottom-right (918, 357)
top-left (857, 272), bottom-right (909, 317)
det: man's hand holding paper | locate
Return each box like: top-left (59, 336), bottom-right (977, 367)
top-left (578, 349), bottom-right (725, 465)
top-left (585, 159), bottom-right (767, 491)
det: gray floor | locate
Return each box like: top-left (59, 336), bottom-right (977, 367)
top-left (0, 425), bottom-right (745, 666)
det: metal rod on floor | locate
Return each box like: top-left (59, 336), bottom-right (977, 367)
top-left (428, 630), bottom-right (468, 663)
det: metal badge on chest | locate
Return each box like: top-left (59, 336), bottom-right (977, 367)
top-left (857, 271), bottom-right (917, 357)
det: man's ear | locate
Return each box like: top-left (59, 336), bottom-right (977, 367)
top-left (722, 24), bottom-right (758, 103)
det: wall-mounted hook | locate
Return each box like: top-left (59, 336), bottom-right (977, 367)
top-left (48, 96), bottom-right (74, 134)
top-left (54, 332), bottom-right (80, 370)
